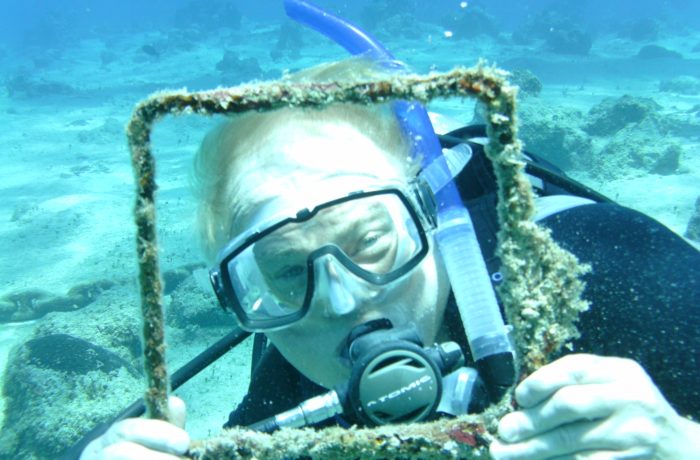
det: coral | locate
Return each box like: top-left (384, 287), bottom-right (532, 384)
top-left (593, 124), bottom-right (684, 179)
top-left (4, 72), bottom-right (74, 99)
top-left (359, 0), bottom-right (418, 36)
top-left (0, 284), bottom-right (143, 459)
top-left (441, 5), bottom-right (499, 40)
top-left (636, 44), bottom-right (682, 59)
top-left (125, 64), bottom-right (591, 458)
top-left (216, 51), bottom-right (264, 83)
top-left (545, 28), bottom-right (592, 55)
top-left (516, 99), bottom-right (592, 171)
top-left (584, 94), bottom-right (661, 136)
top-left (509, 69), bottom-right (542, 98)
top-left (578, 94), bottom-right (690, 178)
top-left (624, 18), bottom-right (660, 42)
top-left (0, 364), bottom-right (139, 460)
top-left (650, 144), bottom-right (682, 175)
top-left (0, 263), bottom-right (241, 458)
top-left (0, 279), bottom-right (114, 323)
top-left (23, 333), bottom-right (140, 376)
top-left (511, 10), bottom-right (592, 54)
top-left (270, 23), bottom-right (303, 61)
top-left (75, 117), bottom-right (125, 145)
top-left (357, 1), bottom-right (435, 41)
top-left (685, 196), bottom-right (700, 243)
top-left (100, 50), bottom-right (118, 65)
top-left (659, 76), bottom-right (700, 95)
top-left (165, 269), bottom-right (231, 330)
top-left (664, 106), bottom-right (700, 139)
top-left (10, 200), bottom-right (39, 222)
top-left (189, 416), bottom-right (497, 459)
top-left (511, 11), bottom-right (570, 45)
top-left (162, 263), bottom-right (205, 295)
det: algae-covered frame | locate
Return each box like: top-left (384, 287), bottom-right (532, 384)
top-left (126, 65), bottom-right (590, 459)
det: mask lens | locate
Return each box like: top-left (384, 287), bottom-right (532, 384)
top-left (219, 190), bottom-right (427, 330)
top-left (226, 250), bottom-right (302, 326)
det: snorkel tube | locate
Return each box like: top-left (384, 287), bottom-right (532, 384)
top-left (285, 0), bottom-right (516, 402)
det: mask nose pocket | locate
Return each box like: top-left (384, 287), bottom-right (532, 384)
top-left (313, 254), bottom-right (364, 317)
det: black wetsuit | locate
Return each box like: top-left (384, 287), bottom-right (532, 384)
top-left (226, 141), bottom-right (700, 428)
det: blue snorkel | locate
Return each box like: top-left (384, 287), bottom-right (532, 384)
top-left (284, 0), bottom-right (516, 403)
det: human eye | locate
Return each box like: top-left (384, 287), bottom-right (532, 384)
top-left (359, 231), bottom-right (382, 250)
top-left (269, 263), bottom-right (307, 302)
top-left (351, 228), bottom-right (394, 261)
top-left (274, 264), bottom-right (306, 282)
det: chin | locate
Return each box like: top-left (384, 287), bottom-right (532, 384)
top-left (308, 361), bottom-right (350, 389)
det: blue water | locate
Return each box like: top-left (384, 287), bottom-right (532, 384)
top-left (3, 1), bottom-right (700, 51)
top-left (0, 1), bottom-right (699, 458)
top-left (2, 0), bottom-right (700, 43)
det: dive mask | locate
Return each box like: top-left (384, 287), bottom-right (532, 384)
top-left (209, 180), bottom-right (436, 331)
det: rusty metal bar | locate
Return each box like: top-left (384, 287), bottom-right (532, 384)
top-left (126, 63), bottom-right (590, 458)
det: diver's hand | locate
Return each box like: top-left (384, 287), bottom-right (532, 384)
top-left (490, 354), bottom-right (700, 459)
top-left (80, 396), bottom-right (190, 460)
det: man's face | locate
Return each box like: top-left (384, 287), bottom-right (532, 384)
top-left (253, 195), bottom-right (407, 309)
top-left (233, 121), bottom-right (449, 388)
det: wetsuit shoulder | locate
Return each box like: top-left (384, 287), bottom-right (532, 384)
top-left (540, 202), bottom-right (700, 417)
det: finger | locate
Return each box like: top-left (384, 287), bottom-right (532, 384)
top-left (515, 354), bottom-right (634, 408)
top-left (491, 417), bottom-right (655, 460)
top-left (168, 396), bottom-right (187, 429)
top-left (499, 383), bottom-right (620, 442)
top-left (103, 418), bottom-right (190, 455)
top-left (492, 421), bottom-right (606, 460)
top-left (80, 436), bottom-right (106, 460)
top-left (101, 440), bottom-right (185, 460)
top-left (548, 448), bottom-right (656, 460)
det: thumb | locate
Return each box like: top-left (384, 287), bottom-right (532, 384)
top-left (168, 395), bottom-right (186, 429)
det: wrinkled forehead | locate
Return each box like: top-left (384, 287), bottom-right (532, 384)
top-left (250, 173), bottom-right (400, 228)
top-left (234, 121), bottom-right (409, 230)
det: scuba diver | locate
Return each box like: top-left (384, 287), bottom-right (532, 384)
top-left (80, 1), bottom-right (700, 459)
